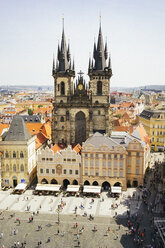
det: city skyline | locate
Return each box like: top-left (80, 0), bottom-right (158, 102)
top-left (0, 0), bottom-right (165, 87)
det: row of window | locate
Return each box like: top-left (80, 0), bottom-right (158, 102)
top-left (84, 154), bottom-right (124, 159)
top-left (127, 168), bottom-right (140, 174)
top-left (85, 160), bottom-right (124, 168)
top-left (151, 138), bottom-right (165, 142)
top-left (152, 131), bottom-right (165, 135)
top-left (5, 151), bottom-right (24, 159)
top-left (41, 158), bottom-right (77, 162)
top-left (153, 123), bottom-right (165, 128)
top-left (4, 164), bottom-right (24, 172)
top-left (40, 168), bottom-right (79, 175)
top-left (128, 152), bottom-right (140, 156)
top-left (84, 170), bottom-right (123, 177)
top-left (127, 159), bottom-right (140, 165)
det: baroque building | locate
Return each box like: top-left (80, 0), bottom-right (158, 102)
top-left (52, 24), bottom-right (113, 145)
top-left (0, 116), bottom-right (36, 187)
top-left (37, 145), bottom-right (81, 187)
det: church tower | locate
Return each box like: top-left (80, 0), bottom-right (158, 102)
top-left (52, 21), bottom-right (75, 145)
top-left (51, 21), bottom-right (113, 146)
top-left (88, 23), bottom-right (113, 136)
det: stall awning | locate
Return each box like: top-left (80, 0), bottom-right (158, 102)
top-left (35, 184), bottom-right (61, 192)
top-left (111, 186), bottom-right (122, 193)
top-left (14, 183), bottom-right (27, 191)
top-left (66, 185), bottom-right (80, 192)
top-left (83, 186), bottom-right (101, 193)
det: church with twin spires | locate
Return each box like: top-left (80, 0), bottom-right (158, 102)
top-left (51, 22), bottom-right (113, 146)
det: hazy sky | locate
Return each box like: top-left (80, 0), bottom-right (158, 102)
top-left (0, 0), bottom-right (165, 87)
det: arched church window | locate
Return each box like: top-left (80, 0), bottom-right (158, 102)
top-left (13, 151), bottom-right (16, 158)
top-left (60, 116), bottom-right (64, 122)
top-left (66, 111), bottom-right (69, 120)
top-left (61, 82), bottom-right (65, 95)
top-left (62, 139), bottom-right (65, 143)
top-left (5, 152), bottom-right (9, 158)
top-left (95, 100), bottom-right (99, 104)
top-left (21, 164), bottom-right (24, 172)
top-left (6, 164), bottom-right (9, 172)
top-left (20, 151), bottom-right (24, 158)
top-left (13, 164), bottom-right (16, 172)
top-left (98, 110), bottom-right (101, 115)
top-left (58, 84), bottom-right (60, 91)
top-left (97, 81), bottom-right (102, 95)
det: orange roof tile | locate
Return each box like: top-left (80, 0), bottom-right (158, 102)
top-left (73, 144), bottom-right (82, 154)
top-left (135, 123), bottom-right (150, 145)
top-left (26, 123), bottom-right (43, 135)
top-left (35, 132), bottom-right (47, 150)
top-left (51, 144), bottom-right (61, 154)
top-left (41, 121), bottom-right (51, 139)
top-left (114, 126), bottom-right (129, 132)
top-left (0, 123), bottom-right (10, 136)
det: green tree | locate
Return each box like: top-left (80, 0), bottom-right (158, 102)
top-left (28, 108), bottom-right (33, 115)
top-left (38, 105), bottom-right (43, 108)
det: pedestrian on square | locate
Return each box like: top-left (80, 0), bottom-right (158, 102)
top-left (47, 237), bottom-right (50, 242)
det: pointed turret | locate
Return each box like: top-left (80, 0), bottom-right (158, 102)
top-left (72, 58), bottom-right (75, 71)
top-left (67, 42), bottom-right (71, 61)
top-left (52, 56), bottom-right (55, 75)
top-left (88, 22), bottom-right (112, 77)
top-left (88, 57), bottom-right (92, 71)
top-left (104, 40), bottom-right (108, 60)
top-left (54, 19), bottom-right (75, 74)
top-left (108, 56), bottom-right (111, 70)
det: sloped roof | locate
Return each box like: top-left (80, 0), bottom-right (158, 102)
top-left (132, 123), bottom-right (150, 145)
top-left (73, 144), bottom-right (82, 154)
top-left (83, 132), bottom-right (120, 149)
top-left (26, 123), bottom-right (43, 135)
top-left (51, 144), bottom-right (61, 154)
top-left (0, 123), bottom-right (10, 136)
top-left (41, 121), bottom-right (51, 139)
top-left (3, 115), bottom-right (31, 141)
top-left (35, 132), bottom-right (47, 149)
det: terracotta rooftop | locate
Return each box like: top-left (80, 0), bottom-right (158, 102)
top-left (51, 144), bottom-right (61, 154)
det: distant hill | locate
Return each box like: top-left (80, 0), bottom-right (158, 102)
top-left (111, 85), bottom-right (165, 92)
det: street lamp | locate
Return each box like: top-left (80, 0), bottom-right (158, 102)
top-left (56, 208), bottom-right (61, 225)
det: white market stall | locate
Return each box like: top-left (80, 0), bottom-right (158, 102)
top-left (66, 185), bottom-right (80, 192)
top-left (34, 184), bottom-right (61, 195)
top-left (12, 183), bottom-right (28, 194)
top-left (111, 186), bottom-right (122, 194)
top-left (66, 185), bottom-right (80, 196)
top-left (83, 185), bottom-right (101, 197)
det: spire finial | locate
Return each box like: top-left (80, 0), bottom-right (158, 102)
top-left (62, 15), bottom-right (64, 32)
top-left (99, 12), bottom-right (102, 29)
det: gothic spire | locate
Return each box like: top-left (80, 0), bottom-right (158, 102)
top-left (104, 39), bottom-right (108, 60)
top-left (72, 58), bottom-right (75, 71)
top-left (94, 23), bottom-right (107, 70)
top-left (52, 55), bottom-right (55, 75)
top-left (55, 18), bottom-right (72, 73)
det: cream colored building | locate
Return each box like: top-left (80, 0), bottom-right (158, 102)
top-left (81, 131), bottom-right (150, 190)
top-left (81, 132), bottom-right (127, 190)
top-left (37, 145), bottom-right (81, 187)
top-left (0, 116), bottom-right (36, 187)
